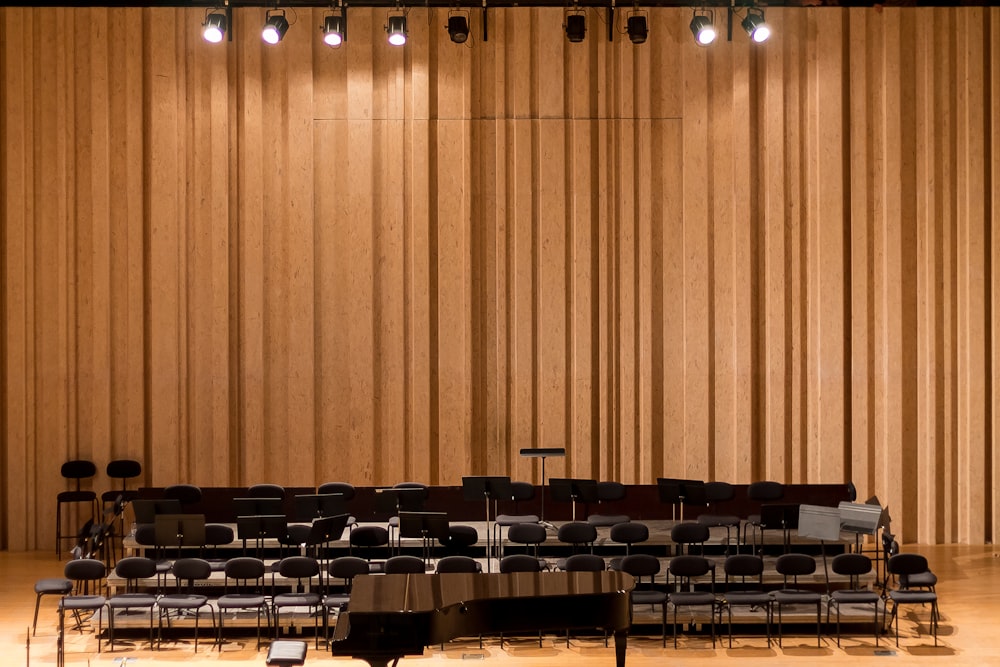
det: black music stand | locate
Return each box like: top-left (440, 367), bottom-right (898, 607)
top-left (758, 503), bottom-right (800, 554)
top-left (293, 493), bottom-right (348, 521)
top-left (519, 447), bottom-right (565, 527)
top-left (303, 513), bottom-right (351, 566)
top-left (236, 514), bottom-right (289, 557)
top-left (233, 497), bottom-right (284, 519)
top-left (153, 513), bottom-right (206, 558)
top-left (376, 487), bottom-right (429, 554)
top-left (655, 478), bottom-right (706, 521)
top-left (132, 498), bottom-right (182, 524)
top-left (462, 476), bottom-right (512, 572)
top-left (549, 478), bottom-right (598, 522)
top-left (398, 511), bottom-right (450, 568)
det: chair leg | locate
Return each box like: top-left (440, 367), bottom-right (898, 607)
top-left (32, 594), bottom-right (42, 636)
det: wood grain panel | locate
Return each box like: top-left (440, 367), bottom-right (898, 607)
top-left (1, 6), bottom-right (998, 548)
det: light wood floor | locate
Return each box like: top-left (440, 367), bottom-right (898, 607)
top-left (5, 544), bottom-right (999, 667)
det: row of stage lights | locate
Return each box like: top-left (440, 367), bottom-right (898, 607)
top-left (201, 6), bottom-right (770, 48)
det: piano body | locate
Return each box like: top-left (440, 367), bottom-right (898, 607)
top-left (330, 570), bottom-right (636, 667)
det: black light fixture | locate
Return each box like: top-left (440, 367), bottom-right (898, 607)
top-left (202, 11), bottom-right (227, 43)
top-left (625, 12), bottom-right (647, 45)
top-left (689, 10), bottom-right (716, 46)
top-left (386, 13), bottom-right (407, 46)
top-left (323, 12), bottom-right (346, 46)
top-left (262, 9), bottom-right (289, 44)
top-left (446, 12), bottom-right (470, 44)
top-left (565, 11), bottom-right (586, 43)
top-left (741, 7), bottom-right (770, 43)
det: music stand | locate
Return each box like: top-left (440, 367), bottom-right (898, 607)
top-left (519, 447), bottom-right (565, 527)
top-left (293, 493), bottom-right (348, 521)
top-left (236, 514), bottom-right (288, 557)
top-left (132, 498), bottom-right (182, 524)
top-left (655, 478), bottom-right (706, 521)
top-left (759, 503), bottom-right (800, 553)
top-left (233, 497), bottom-right (284, 519)
top-left (303, 513), bottom-right (351, 566)
top-left (798, 504), bottom-right (844, 594)
top-left (549, 478), bottom-right (599, 522)
top-left (398, 511), bottom-right (450, 567)
top-left (153, 514), bottom-right (206, 559)
top-left (376, 487), bottom-right (429, 554)
top-left (462, 476), bottom-right (512, 572)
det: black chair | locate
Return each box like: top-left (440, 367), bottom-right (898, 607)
top-left (204, 523), bottom-right (235, 571)
top-left (497, 554), bottom-right (543, 647)
top-left (619, 554), bottom-right (667, 647)
top-left (217, 556), bottom-right (270, 651)
top-left (386, 482), bottom-right (429, 552)
top-left (586, 481), bottom-right (630, 527)
top-left (349, 525), bottom-right (390, 571)
top-left (885, 553), bottom-right (939, 647)
top-left (56, 460), bottom-right (99, 558)
top-left (317, 482), bottom-right (358, 529)
top-left (56, 558), bottom-right (107, 667)
top-left (667, 555), bottom-right (718, 648)
top-left (438, 524), bottom-right (479, 554)
top-left (163, 483), bottom-right (203, 508)
top-left (101, 459), bottom-right (142, 561)
top-left (742, 480), bottom-right (784, 553)
top-left (771, 553), bottom-right (822, 648)
top-left (272, 556), bottom-right (323, 649)
top-left (697, 481), bottom-right (740, 555)
top-left (383, 554), bottom-right (427, 574)
top-left (562, 554), bottom-right (609, 646)
top-left (720, 554), bottom-right (771, 648)
top-left (106, 556), bottom-right (157, 651)
top-left (157, 557), bottom-right (215, 651)
top-left (608, 521), bottom-right (649, 571)
top-left (323, 556), bottom-right (370, 643)
top-left (248, 483), bottom-right (286, 499)
top-left (493, 482), bottom-right (540, 553)
top-left (435, 555), bottom-right (481, 573)
top-left (827, 553), bottom-right (880, 647)
top-left (505, 521), bottom-right (548, 570)
top-left (555, 521), bottom-right (597, 570)
top-left (32, 575), bottom-right (72, 636)
top-left (670, 521), bottom-right (709, 556)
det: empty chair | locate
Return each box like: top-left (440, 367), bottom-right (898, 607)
top-left (157, 557), bottom-right (215, 651)
top-left (349, 525), bottom-right (389, 570)
top-left (438, 524), bottom-right (479, 554)
top-left (101, 459), bottom-right (142, 562)
top-left (56, 460), bottom-right (99, 558)
top-left (217, 556), bottom-right (269, 651)
top-left (493, 482), bottom-right (539, 557)
top-left (608, 521), bottom-right (649, 571)
top-left (885, 553), bottom-right (939, 647)
top-left (57, 558), bottom-right (107, 665)
top-left (619, 554), bottom-right (667, 647)
top-left (32, 575), bottom-right (72, 636)
top-left (670, 521), bottom-right (709, 556)
top-left (696, 481), bottom-right (741, 555)
top-left (248, 483), bottom-right (286, 499)
top-left (435, 555), bottom-right (481, 573)
top-left (667, 555), bottom-right (719, 648)
top-left (386, 482), bottom-right (429, 552)
top-left (323, 556), bottom-right (370, 642)
top-left (316, 482), bottom-right (358, 531)
top-left (106, 556), bottom-right (157, 651)
top-left (720, 554), bottom-right (771, 648)
top-left (742, 480), bottom-right (784, 553)
top-left (383, 555), bottom-right (426, 574)
top-left (586, 481), bottom-right (630, 527)
top-left (771, 553), bottom-right (822, 648)
top-left (204, 523), bottom-right (235, 571)
top-left (505, 521), bottom-right (548, 570)
top-left (272, 556), bottom-right (323, 649)
top-left (556, 521), bottom-right (597, 570)
top-left (163, 484), bottom-right (203, 508)
top-left (827, 553), bottom-right (880, 647)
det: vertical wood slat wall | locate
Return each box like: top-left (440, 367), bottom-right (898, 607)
top-left (0, 6), bottom-right (996, 549)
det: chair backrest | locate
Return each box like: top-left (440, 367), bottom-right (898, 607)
top-left (205, 522), bottom-right (235, 546)
top-left (557, 521), bottom-right (597, 550)
top-left (499, 554), bottom-right (542, 573)
top-left (163, 484), bottom-right (202, 506)
top-left (775, 553), bottom-right (816, 587)
top-left (670, 521), bottom-right (709, 553)
top-left (723, 554), bottom-right (764, 590)
top-left (669, 555), bottom-right (714, 592)
top-left (384, 555), bottom-right (426, 574)
top-left (225, 556), bottom-right (266, 582)
top-left (620, 553), bottom-right (660, 580)
top-left (350, 525), bottom-right (389, 548)
top-left (596, 481), bottom-right (626, 503)
top-left (171, 557), bottom-right (212, 591)
top-left (747, 480), bottom-right (784, 502)
top-left (704, 481), bottom-right (734, 504)
top-left (61, 460), bottom-right (97, 491)
top-left (329, 556), bottom-right (371, 581)
top-left (277, 555), bottom-right (321, 581)
top-left (248, 483), bottom-right (286, 499)
top-left (65, 558), bottom-right (107, 594)
top-left (831, 553), bottom-right (872, 581)
top-left (106, 459), bottom-right (141, 482)
top-left (318, 482), bottom-right (357, 500)
top-left (563, 554), bottom-right (606, 572)
top-left (887, 553), bottom-right (929, 577)
top-left (509, 481), bottom-right (535, 502)
top-left (507, 522), bottom-right (547, 546)
top-left (610, 521), bottom-right (649, 548)
top-left (114, 556), bottom-right (157, 591)
top-left (435, 555), bottom-right (480, 573)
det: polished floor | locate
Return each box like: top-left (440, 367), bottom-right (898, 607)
top-left (4, 544), bottom-right (999, 666)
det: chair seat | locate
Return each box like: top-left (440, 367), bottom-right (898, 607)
top-left (59, 595), bottom-right (106, 611)
top-left (831, 590), bottom-right (880, 604)
top-left (496, 514), bottom-right (539, 526)
top-left (772, 590), bottom-right (822, 604)
top-left (323, 594), bottom-right (350, 610)
top-left (889, 590), bottom-right (937, 604)
top-left (35, 578), bottom-right (73, 595)
top-left (904, 571), bottom-right (938, 587)
top-left (273, 592), bottom-right (322, 607)
top-left (158, 594), bottom-right (209, 609)
top-left (724, 591), bottom-right (771, 606)
top-left (669, 592), bottom-right (716, 606)
top-left (108, 593), bottom-right (156, 609)
top-left (218, 593), bottom-right (266, 609)
top-left (632, 590), bottom-right (668, 605)
top-left (57, 490), bottom-right (97, 502)
top-left (698, 514), bottom-right (740, 527)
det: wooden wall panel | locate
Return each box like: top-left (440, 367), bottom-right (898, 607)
top-left (1, 6), bottom-right (998, 548)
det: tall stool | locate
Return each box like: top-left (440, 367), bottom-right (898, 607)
top-left (101, 459), bottom-right (142, 563)
top-left (56, 460), bottom-right (99, 558)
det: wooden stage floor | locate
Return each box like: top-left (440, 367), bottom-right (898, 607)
top-left (5, 544), bottom-right (998, 666)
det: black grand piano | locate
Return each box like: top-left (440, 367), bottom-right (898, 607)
top-left (330, 570), bottom-right (636, 667)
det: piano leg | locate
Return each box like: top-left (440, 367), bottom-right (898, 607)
top-left (613, 628), bottom-right (628, 667)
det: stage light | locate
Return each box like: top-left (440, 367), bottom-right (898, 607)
top-left (742, 7), bottom-right (770, 43)
top-left (202, 12), bottom-right (227, 43)
top-left (262, 10), bottom-right (289, 44)
top-left (386, 14), bottom-right (407, 45)
top-left (323, 13), bottom-right (346, 46)
top-left (565, 12), bottom-right (586, 43)
top-left (447, 13), bottom-right (469, 44)
top-left (689, 11), bottom-right (716, 46)
top-left (626, 13), bottom-right (648, 45)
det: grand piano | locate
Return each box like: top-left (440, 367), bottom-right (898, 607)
top-left (330, 570), bottom-right (636, 667)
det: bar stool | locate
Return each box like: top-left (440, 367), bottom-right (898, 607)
top-left (56, 460), bottom-right (99, 558)
top-left (101, 459), bottom-right (142, 563)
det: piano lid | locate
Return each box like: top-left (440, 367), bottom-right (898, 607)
top-left (347, 571), bottom-right (635, 615)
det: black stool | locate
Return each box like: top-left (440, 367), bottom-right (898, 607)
top-left (266, 639), bottom-right (307, 666)
top-left (55, 460), bottom-right (98, 558)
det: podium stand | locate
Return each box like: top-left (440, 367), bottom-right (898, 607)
top-left (462, 476), bottom-right (512, 572)
top-left (519, 448), bottom-right (565, 526)
top-left (549, 478), bottom-right (598, 522)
